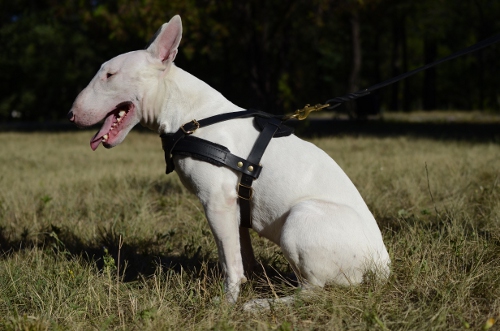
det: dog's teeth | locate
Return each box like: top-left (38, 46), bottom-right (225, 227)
top-left (118, 110), bottom-right (126, 117)
top-left (116, 117), bottom-right (122, 122)
top-left (102, 134), bottom-right (108, 141)
top-left (112, 123), bottom-right (117, 127)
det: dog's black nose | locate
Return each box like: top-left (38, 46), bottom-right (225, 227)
top-left (67, 110), bottom-right (75, 122)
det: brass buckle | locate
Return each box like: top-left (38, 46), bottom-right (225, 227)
top-left (237, 183), bottom-right (253, 200)
top-left (180, 119), bottom-right (200, 134)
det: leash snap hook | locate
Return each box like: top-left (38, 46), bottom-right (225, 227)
top-left (181, 119), bottom-right (200, 134)
top-left (285, 103), bottom-right (330, 121)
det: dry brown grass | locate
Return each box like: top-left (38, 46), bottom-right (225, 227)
top-left (0, 129), bottom-right (499, 330)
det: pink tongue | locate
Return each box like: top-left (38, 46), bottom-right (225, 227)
top-left (90, 115), bottom-right (115, 151)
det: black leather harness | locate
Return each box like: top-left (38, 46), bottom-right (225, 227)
top-left (160, 110), bottom-right (293, 229)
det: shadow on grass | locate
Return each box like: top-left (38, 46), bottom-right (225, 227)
top-left (0, 223), bottom-right (220, 282)
top-left (0, 163), bottom-right (294, 290)
top-left (0, 223), bottom-right (296, 291)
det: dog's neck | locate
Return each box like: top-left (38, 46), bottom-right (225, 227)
top-left (140, 64), bottom-right (242, 134)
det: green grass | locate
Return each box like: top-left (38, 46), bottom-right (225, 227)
top-left (0, 129), bottom-right (499, 330)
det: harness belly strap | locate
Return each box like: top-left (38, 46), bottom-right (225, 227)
top-left (160, 110), bottom-right (291, 228)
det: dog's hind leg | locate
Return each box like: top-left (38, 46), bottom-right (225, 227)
top-left (280, 199), bottom-right (390, 287)
top-left (244, 199), bottom-right (390, 311)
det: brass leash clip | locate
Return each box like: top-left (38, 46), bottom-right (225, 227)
top-left (284, 103), bottom-right (330, 121)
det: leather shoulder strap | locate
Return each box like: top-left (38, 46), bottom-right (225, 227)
top-left (238, 117), bottom-right (282, 228)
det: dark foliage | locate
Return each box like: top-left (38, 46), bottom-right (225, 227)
top-left (1, 0), bottom-right (499, 122)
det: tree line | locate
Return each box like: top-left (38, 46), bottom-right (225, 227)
top-left (1, 0), bottom-right (499, 122)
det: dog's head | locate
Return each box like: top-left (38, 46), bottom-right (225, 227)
top-left (68, 15), bottom-right (182, 150)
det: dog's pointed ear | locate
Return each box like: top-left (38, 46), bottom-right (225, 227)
top-left (147, 15), bottom-right (182, 63)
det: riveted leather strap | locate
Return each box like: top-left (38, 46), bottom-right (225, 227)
top-left (169, 135), bottom-right (263, 179)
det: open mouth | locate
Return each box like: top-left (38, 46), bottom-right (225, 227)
top-left (90, 101), bottom-right (135, 150)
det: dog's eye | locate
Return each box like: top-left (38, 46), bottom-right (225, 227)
top-left (106, 73), bottom-right (115, 79)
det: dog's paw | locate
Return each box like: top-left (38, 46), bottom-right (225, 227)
top-left (212, 290), bottom-right (239, 305)
top-left (242, 296), bottom-right (296, 312)
top-left (242, 298), bottom-right (272, 311)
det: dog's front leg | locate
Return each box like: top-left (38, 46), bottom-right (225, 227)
top-left (178, 162), bottom-right (247, 302)
top-left (203, 199), bottom-right (246, 303)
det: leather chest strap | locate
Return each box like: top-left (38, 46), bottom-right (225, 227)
top-left (171, 136), bottom-right (263, 179)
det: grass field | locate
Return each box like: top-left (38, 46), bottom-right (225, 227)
top-left (0, 125), bottom-right (499, 330)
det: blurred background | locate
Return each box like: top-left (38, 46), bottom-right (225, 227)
top-left (1, 0), bottom-right (500, 123)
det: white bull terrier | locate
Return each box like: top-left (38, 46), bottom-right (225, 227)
top-left (68, 15), bottom-right (390, 306)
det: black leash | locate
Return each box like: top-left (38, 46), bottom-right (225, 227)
top-left (285, 33), bottom-right (500, 120)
